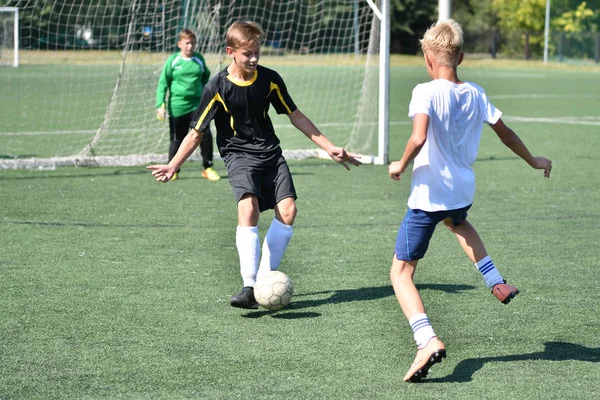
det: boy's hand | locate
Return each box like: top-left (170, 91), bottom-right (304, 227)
top-left (146, 164), bottom-right (175, 182)
top-left (328, 147), bottom-right (362, 170)
top-left (389, 161), bottom-right (405, 180)
top-left (156, 107), bottom-right (166, 122)
top-left (532, 156), bottom-right (552, 178)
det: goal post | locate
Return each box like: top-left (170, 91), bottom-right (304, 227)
top-left (0, 7), bottom-right (19, 67)
top-left (0, 1), bottom-right (389, 169)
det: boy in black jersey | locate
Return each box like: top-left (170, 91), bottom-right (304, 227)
top-left (148, 21), bottom-right (361, 309)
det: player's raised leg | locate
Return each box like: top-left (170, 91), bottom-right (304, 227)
top-left (443, 218), bottom-right (519, 304)
top-left (258, 197), bottom-right (296, 275)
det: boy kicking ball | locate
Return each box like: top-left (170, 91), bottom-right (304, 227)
top-left (148, 21), bottom-right (361, 309)
top-left (387, 20), bottom-right (552, 382)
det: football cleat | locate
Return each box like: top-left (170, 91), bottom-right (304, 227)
top-left (230, 286), bottom-right (259, 309)
top-left (202, 167), bottom-right (221, 181)
top-left (492, 281), bottom-right (519, 304)
top-left (403, 337), bottom-right (446, 382)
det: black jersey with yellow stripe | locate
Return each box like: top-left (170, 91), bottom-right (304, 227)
top-left (190, 65), bottom-right (297, 166)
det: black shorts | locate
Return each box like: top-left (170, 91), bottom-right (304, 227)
top-left (225, 154), bottom-right (297, 212)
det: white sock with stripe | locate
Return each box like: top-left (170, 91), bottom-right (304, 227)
top-left (236, 225), bottom-right (260, 287)
top-left (476, 255), bottom-right (504, 289)
top-left (409, 313), bottom-right (436, 349)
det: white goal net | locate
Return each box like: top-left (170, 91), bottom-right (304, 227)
top-left (0, 0), bottom-right (388, 169)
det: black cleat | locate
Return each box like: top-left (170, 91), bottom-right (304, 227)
top-left (230, 286), bottom-right (259, 309)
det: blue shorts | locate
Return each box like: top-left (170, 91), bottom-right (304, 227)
top-left (395, 205), bottom-right (472, 261)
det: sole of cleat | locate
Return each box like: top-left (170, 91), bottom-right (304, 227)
top-left (502, 289), bottom-right (520, 305)
top-left (229, 300), bottom-right (259, 309)
top-left (406, 350), bottom-right (447, 382)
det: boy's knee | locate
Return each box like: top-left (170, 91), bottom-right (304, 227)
top-left (276, 198), bottom-right (297, 225)
top-left (238, 195), bottom-right (260, 225)
top-left (281, 203), bottom-right (297, 221)
top-left (390, 256), bottom-right (416, 280)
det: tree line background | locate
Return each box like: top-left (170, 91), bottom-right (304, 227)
top-left (2, 0), bottom-right (599, 60)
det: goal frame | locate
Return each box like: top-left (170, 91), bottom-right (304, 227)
top-left (0, 7), bottom-right (19, 67)
top-left (0, 1), bottom-right (390, 169)
top-left (373, 0), bottom-right (390, 165)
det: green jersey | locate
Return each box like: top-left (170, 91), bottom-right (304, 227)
top-left (156, 52), bottom-right (211, 117)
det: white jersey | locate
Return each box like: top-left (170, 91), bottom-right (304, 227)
top-left (407, 79), bottom-right (502, 211)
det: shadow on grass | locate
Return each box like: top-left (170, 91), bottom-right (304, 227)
top-left (242, 311), bottom-right (322, 319)
top-left (428, 341), bottom-right (600, 383)
top-left (292, 283), bottom-right (475, 308)
top-left (241, 283), bottom-right (475, 319)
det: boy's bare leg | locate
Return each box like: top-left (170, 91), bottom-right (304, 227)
top-left (443, 218), bottom-right (487, 263)
top-left (390, 257), bottom-right (424, 318)
top-left (443, 219), bottom-right (519, 304)
top-left (390, 256), bottom-right (446, 382)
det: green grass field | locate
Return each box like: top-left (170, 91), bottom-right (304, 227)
top-left (1, 59), bottom-right (600, 399)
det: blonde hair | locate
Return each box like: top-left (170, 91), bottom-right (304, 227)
top-left (226, 21), bottom-right (264, 50)
top-left (420, 19), bottom-right (463, 67)
top-left (178, 28), bottom-right (197, 43)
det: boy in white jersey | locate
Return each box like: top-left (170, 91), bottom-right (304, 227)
top-left (388, 20), bottom-right (552, 382)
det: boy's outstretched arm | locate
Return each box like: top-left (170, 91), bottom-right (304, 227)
top-left (389, 113), bottom-right (428, 180)
top-left (490, 118), bottom-right (552, 178)
top-left (146, 129), bottom-right (204, 182)
top-left (288, 109), bottom-right (361, 170)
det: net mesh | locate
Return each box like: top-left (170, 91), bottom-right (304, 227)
top-left (0, 0), bottom-right (381, 169)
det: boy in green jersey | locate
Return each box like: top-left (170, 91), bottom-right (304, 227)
top-left (156, 29), bottom-right (220, 181)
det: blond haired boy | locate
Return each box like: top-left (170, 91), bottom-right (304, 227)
top-left (388, 20), bottom-right (552, 382)
top-left (148, 21), bottom-right (361, 308)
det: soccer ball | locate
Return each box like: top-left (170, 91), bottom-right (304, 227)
top-left (254, 270), bottom-right (294, 311)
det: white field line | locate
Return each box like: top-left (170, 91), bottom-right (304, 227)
top-left (2, 115), bottom-right (600, 137)
top-left (491, 93), bottom-right (600, 99)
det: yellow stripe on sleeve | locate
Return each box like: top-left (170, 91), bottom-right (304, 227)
top-left (194, 92), bottom-right (237, 135)
top-left (269, 82), bottom-right (293, 114)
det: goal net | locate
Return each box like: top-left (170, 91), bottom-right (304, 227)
top-left (0, 7), bottom-right (18, 67)
top-left (0, 0), bottom-right (388, 169)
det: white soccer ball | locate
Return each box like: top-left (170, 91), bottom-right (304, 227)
top-left (254, 270), bottom-right (294, 311)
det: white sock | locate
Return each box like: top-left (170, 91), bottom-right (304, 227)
top-left (258, 218), bottom-right (293, 275)
top-left (236, 225), bottom-right (260, 287)
top-left (409, 313), bottom-right (436, 349)
top-left (476, 255), bottom-right (504, 289)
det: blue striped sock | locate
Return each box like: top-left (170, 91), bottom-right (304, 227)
top-left (476, 256), bottom-right (504, 289)
top-left (409, 313), bottom-right (436, 348)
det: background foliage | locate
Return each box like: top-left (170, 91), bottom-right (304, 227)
top-left (2, 0), bottom-right (599, 55)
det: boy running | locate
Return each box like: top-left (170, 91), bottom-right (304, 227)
top-left (388, 20), bottom-right (552, 382)
top-left (148, 21), bottom-right (361, 308)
